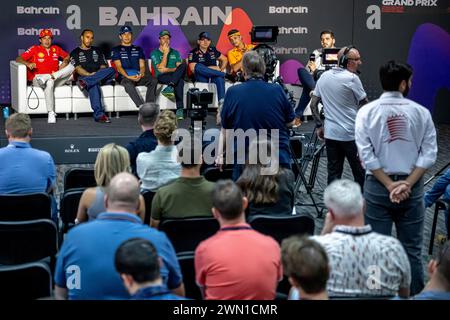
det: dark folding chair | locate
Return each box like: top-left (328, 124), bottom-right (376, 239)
top-left (0, 262), bottom-right (53, 299)
top-left (142, 190), bottom-right (156, 225)
top-left (0, 193), bottom-right (52, 221)
top-left (63, 168), bottom-right (96, 191)
top-left (429, 200), bottom-right (449, 254)
top-left (60, 187), bottom-right (85, 233)
top-left (177, 252), bottom-right (203, 300)
top-left (159, 217), bottom-right (220, 254)
top-left (203, 167), bottom-right (233, 182)
top-left (247, 214), bottom-right (315, 244)
top-left (0, 219), bottom-right (58, 265)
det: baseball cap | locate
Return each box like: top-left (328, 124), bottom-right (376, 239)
top-left (159, 30), bottom-right (171, 38)
top-left (119, 26), bottom-right (133, 35)
top-left (39, 29), bottom-right (53, 38)
top-left (198, 31), bottom-right (211, 40)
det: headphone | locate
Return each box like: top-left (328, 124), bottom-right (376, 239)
top-left (338, 45), bottom-right (355, 68)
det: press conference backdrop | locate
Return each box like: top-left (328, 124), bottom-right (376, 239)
top-left (2, 0), bottom-right (449, 121)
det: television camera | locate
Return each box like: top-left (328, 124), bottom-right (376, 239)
top-left (186, 88), bottom-right (214, 133)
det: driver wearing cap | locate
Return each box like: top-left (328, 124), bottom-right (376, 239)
top-left (16, 29), bottom-right (74, 123)
top-left (188, 32), bottom-right (228, 111)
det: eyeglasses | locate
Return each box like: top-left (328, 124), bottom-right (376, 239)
top-left (348, 57), bottom-right (361, 61)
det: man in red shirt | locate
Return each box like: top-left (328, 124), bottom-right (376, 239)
top-left (195, 180), bottom-right (282, 300)
top-left (16, 29), bottom-right (73, 123)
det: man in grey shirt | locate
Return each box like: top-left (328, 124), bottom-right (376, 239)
top-left (310, 45), bottom-right (368, 189)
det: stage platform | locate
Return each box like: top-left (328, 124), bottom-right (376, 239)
top-left (0, 111), bottom-right (317, 164)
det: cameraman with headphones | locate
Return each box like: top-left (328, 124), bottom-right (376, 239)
top-left (310, 46), bottom-right (368, 190)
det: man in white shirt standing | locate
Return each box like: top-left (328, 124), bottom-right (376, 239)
top-left (310, 45), bottom-right (368, 190)
top-left (355, 60), bottom-right (438, 295)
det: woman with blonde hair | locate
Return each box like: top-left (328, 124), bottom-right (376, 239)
top-left (76, 143), bottom-right (145, 223)
top-left (137, 110), bottom-right (181, 191)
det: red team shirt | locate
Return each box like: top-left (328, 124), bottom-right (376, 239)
top-left (20, 45), bottom-right (68, 81)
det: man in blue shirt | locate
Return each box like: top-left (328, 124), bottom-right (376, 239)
top-left (115, 238), bottom-right (187, 300)
top-left (111, 26), bottom-right (158, 108)
top-left (411, 240), bottom-right (450, 300)
top-left (188, 32), bottom-right (228, 107)
top-left (126, 102), bottom-right (159, 175)
top-left (0, 113), bottom-right (57, 220)
top-left (54, 172), bottom-right (184, 300)
top-left (219, 51), bottom-right (295, 180)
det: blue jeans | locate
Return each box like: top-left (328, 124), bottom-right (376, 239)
top-left (295, 68), bottom-right (316, 119)
top-left (79, 67), bottom-right (116, 120)
top-left (158, 63), bottom-right (187, 109)
top-left (424, 168), bottom-right (450, 235)
top-left (364, 175), bottom-right (425, 295)
top-left (194, 64), bottom-right (225, 101)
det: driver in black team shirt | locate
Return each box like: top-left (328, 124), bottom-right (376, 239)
top-left (70, 29), bottom-right (115, 123)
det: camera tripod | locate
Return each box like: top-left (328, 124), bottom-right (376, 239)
top-left (289, 126), bottom-right (326, 218)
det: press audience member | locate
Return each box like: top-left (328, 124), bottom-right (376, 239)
top-left (150, 139), bottom-right (214, 228)
top-left (126, 103), bottom-right (160, 175)
top-left (411, 240), bottom-right (450, 300)
top-left (137, 110), bottom-right (180, 192)
top-left (195, 180), bottom-right (282, 300)
top-left (237, 139), bottom-right (294, 216)
top-left (312, 179), bottom-right (411, 298)
top-left (0, 113), bottom-right (57, 220)
top-left (55, 172), bottom-right (184, 299)
top-left (115, 238), bottom-right (187, 300)
top-left (281, 236), bottom-right (330, 300)
top-left (76, 143), bottom-right (145, 223)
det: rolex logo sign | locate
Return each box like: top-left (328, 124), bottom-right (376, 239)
top-left (65, 144), bottom-right (80, 153)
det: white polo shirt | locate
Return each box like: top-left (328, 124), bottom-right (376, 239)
top-left (355, 91), bottom-right (437, 175)
top-left (314, 67), bottom-right (367, 141)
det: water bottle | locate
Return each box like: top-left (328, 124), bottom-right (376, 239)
top-left (2, 106), bottom-right (9, 119)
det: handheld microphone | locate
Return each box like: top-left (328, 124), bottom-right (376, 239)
top-left (309, 53), bottom-right (316, 62)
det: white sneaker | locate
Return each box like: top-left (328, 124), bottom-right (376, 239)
top-left (35, 74), bottom-right (51, 87)
top-left (48, 111), bottom-right (56, 124)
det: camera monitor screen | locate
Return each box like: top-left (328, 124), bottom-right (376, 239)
top-left (322, 48), bottom-right (340, 65)
top-left (250, 26), bottom-right (279, 43)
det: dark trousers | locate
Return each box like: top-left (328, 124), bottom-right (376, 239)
top-left (79, 67), bottom-right (116, 120)
top-left (295, 68), bottom-right (316, 119)
top-left (194, 63), bottom-right (225, 101)
top-left (325, 138), bottom-right (365, 190)
top-left (120, 73), bottom-right (158, 108)
top-left (157, 63), bottom-right (187, 109)
top-left (364, 175), bottom-right (425, 295)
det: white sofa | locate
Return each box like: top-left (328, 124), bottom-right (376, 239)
top-left (10, 60), bottom-right (221, 119)
top-left (10, 58), bottom-right (281, 118)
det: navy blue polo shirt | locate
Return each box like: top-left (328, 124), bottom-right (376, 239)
top-left (54, 212), bottom-right (182, 300)
top-left (188, 46), bottom-right (221, 67)
top-left (126, 129), bottom-right (158, 175)
top-left (221, 79), bottom-right (295, 165)
top-left (111, 45), bottom-right (145, 80)
top-left (131, 285), bottom-right (188, 300)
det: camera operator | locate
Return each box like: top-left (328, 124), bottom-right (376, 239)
top-left (218, 51), bottom-right (295, 181)
top-left (310, 45), bottom-right (368, 190)
top-left (294, 30), bottom-right (336, 126)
